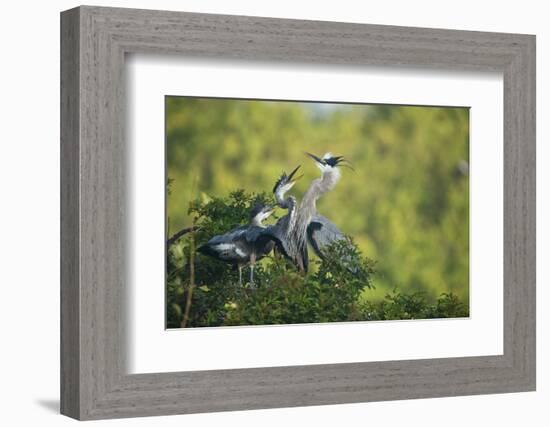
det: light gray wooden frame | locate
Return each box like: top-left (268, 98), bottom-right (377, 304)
top-left (60, 5), bottom-right (536, 420)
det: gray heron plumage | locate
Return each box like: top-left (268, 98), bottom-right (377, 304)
top-left (303, 152), bottom-right (360, 272)
top-left (303, 152), bottom-right (352, 259)
top-left (197, 203), bottom-right (275, 286)
top-left (258, 165), bottom-right (305, 269)
top-left (286, 152), bottom-right (348, 272)
top-left (307, 213), bottom-right (346, 257)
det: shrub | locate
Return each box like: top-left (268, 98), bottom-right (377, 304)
top-left (360, 290), bottom-right (468, 321)
top-left (166, 190), bottom-right (468, 328)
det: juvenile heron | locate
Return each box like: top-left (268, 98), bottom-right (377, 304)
top-left (197, 203), bottom-right (275, 286)
top-left (259, 165), bottom-right (304, 268)
top-left (273, 165), bottom-right (302, 210)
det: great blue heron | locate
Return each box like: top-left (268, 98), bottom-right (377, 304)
top-left (288, 152), bottom-right (349, 272)
top-left (197, 203), bottom-right (275, 286)
top-left (259, 165), bottom-right (304, 269)
top-left (304, 152), bottom-right (352, 260)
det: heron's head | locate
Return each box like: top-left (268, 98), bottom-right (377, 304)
top-left (273, 165), bottom-right (303, 196)
top-left (249, 203), bottom-right (275, 225)
top-left (305, 152), bottom-right (353, 173)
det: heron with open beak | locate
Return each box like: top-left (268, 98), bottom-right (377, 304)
top-left (259, 165), bottom-right (306, 269)
top-left (287, 152), bottom-right (351, 272)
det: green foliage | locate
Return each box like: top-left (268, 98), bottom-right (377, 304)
top-left (360, 290), bottom-right (468, 321)
top-left (166, 98), bottom-right (470, 303)
top-left (188, 189), bottom-right (273, 236)
top-left (166, 191), bottom-right (467, 328)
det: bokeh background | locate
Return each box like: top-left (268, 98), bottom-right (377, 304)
top-left (166, 97), bottom-right (469, 304)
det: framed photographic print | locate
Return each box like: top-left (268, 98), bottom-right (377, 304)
top-left (61, 5), bottom-right (536, 420)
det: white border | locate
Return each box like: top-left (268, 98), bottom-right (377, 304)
top-left (127, 55), bottom-right (503, 374)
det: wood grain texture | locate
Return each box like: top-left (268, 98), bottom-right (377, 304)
top-left (60, 5), bottom-right (536, 420)
top-left (60, 7), bottom-right (80, 419)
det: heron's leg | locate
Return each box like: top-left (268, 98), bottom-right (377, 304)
top-left (249, 253), bottom-right (256, 287)
top-left (238, 264), bottom-right (242, 286)
top-left (297, 259), bottom-right (305, 273)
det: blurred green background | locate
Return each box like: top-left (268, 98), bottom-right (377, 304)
top-left (166, 97), bottom-right (469, 304)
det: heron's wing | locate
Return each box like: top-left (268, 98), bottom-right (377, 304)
top-left (243, 226), bottom-right (263, 243)
top-left (236, 226), bottom-right (274, 257)
top-left (307, 214), bottom-right (345, 258)
top-left (206, 225), bottom-right (247, 245)
top-left (258, 218), bottom-right (309, 272)
top-left (308, 215), bottom-right (361, 274)
top-left (197, 225), bottom-right (251, 261)
top-left (257, 218), bottom-right (293, 258)
top-left (257, 224), bottom-right (284, 252)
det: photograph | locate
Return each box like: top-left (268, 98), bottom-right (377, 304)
top-left (165, 96), bottom-right (470, 328)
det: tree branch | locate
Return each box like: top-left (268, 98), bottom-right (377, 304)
top-left (166, 226), bottom-right (200, 247)
top-left (181, 218), bottom-right (197, 328)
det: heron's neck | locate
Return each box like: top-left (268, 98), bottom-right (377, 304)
top-left (323, 167), bottom-right (341, 192)
top-left (275, 189), bottom-right (288, 208)
top-left (250, 217), bottom-right (266, 227)
top-left (276, 192), bottom-right (296, 210)
top-left (286, 197), bottom-right (298, 235)
top-left (301, 168), bottom-right (341, 209)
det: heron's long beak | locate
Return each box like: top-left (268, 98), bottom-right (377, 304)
top-left (305, 152), bottom-right (325, 165)
top-left (287, 165), bottom-right (303, 183)
top-left (337, 157), bottom-right (355, 171)
top-left (325, 155), bottom-right (356, 171)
